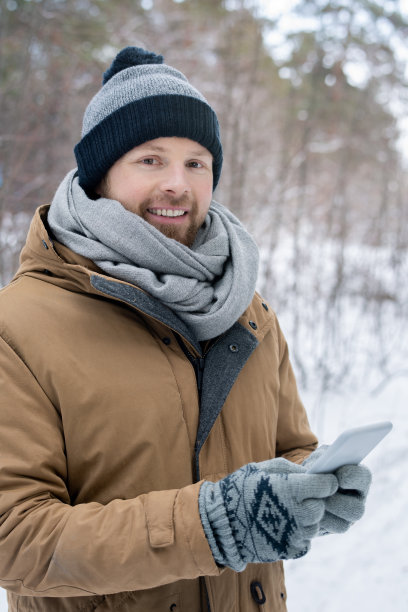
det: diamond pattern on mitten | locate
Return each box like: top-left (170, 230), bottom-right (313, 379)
top-left (249, 475), bottom-right (297, 557)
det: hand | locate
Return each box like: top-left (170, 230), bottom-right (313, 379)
top-left (302, 446), bottom-right (372, 534)
top-left (320, 463), bottom-right (372, 534)
top-left (199, 457), bottom-right (338, 571)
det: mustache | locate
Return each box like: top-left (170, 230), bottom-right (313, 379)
top-left (140, 193), bottom-right (195, 209)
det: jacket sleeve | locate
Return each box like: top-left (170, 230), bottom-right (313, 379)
top-left (0, 335), bottom-right (221, 597)
top-left (273, 317), bottom-right (318, 464)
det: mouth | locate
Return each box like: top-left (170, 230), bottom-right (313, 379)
top-left (146, 208), bottom-right (189, 223)
top-left (147, 208), bottom-right (187, 217)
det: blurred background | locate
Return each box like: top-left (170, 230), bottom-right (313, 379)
top-left (1, 0), bottom-right (408, 610)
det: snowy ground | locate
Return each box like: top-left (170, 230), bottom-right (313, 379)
top-left (284, 377), bottom-right (408, 612)
top-left (0, 376), bottom-right (406, 611)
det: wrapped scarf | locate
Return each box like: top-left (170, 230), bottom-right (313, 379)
top-left (48, 170), bottom-right (259, 341)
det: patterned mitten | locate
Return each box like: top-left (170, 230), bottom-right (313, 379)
top-left (302, 447), bottom-right (372, 535)
top-left (198, 458), bottom-right (338, 571)
top-left (320, 464), bottom-right (372, 534)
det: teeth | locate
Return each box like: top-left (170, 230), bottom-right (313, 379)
top-left (148, 209), bottom-right (186, 217)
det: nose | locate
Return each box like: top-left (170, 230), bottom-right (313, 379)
top-left (158, 164), bottom-right (191, 199)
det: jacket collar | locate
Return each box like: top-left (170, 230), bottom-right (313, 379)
top-left (90, 274), bottom-right (202, 355)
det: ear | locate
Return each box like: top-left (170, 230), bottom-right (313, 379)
top-left (94, 176), bottom-right (108, 198)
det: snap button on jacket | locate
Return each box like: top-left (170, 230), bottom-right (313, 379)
top-left (0, 207), bottom-right (318, 612)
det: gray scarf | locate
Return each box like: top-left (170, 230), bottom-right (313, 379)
top-left (48, 170), bottom-right (259, 341)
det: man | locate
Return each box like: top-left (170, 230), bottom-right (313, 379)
top-left (0, 47), bottom-right (371, 611)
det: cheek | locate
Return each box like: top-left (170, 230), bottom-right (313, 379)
top-left (202, 195), bottom-right (213, 218)
top-left (197, 182), bottom-right (213, 211)
top-left (107, 166), bottom-right (140, 196)
top-left (109, 176), bottom-right (148, 209)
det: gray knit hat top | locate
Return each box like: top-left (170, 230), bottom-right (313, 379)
top-left (74, 47), bottom-right (223, 191)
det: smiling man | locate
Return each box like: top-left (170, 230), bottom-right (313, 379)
top-left (0, 47), bottom-right (371, 612)
top-left (96, 138), bottom-right (214, 246)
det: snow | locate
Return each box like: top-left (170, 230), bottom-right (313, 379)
top-left (285, 379), bottom-right (408, 611)
top-left (256, 229), bottom-right (408, 398)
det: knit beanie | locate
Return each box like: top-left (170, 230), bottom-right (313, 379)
top-left (74, 46), bottom-right (223, 191)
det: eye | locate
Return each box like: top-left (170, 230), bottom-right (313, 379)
top-left (140, 157), bottom-right (158, 165)
top-left (187, 160), bottom-right (204, 169)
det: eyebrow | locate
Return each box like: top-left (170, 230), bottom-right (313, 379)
top-left (188, 148), bottom-right (213, 158)
top-left (139, 144), bottom-right (212, 158)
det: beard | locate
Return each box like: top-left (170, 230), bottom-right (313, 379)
top-left (97, 178), bottom-right (206, 248)
top-left (138, 194), bottom-right (204, 247)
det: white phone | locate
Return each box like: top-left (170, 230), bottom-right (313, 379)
top-left (307, 421), bottom-right (393, 474)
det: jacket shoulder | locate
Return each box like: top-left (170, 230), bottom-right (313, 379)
top-left (0, 276), bottom-right (26, 326)
top-left (237, 292), bottom-right (292, 367)
top-left (238, 292), bottom-right (279, 341)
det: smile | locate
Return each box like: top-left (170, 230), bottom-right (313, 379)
top-left (147, 208), bottom-right (187, 217)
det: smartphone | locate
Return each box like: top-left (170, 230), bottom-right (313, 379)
top-left (307, 421), bottom-right (393, 474)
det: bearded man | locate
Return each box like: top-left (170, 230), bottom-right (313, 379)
top-left (0, 47), bottom-right (371, 612)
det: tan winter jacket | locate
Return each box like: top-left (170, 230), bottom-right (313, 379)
top-left (0, 206), bottom-right (317, 612)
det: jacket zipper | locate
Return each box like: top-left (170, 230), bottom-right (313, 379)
top-left (174, 335), bottom-right (205, 396)
top-left (194, 356), bottom-right (205, 398)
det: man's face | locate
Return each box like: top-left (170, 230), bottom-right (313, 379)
top-left (96, 137), bottom-right (213, 247)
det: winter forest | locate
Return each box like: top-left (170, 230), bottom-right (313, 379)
top-left (1, 0), bottom-right (408, 610)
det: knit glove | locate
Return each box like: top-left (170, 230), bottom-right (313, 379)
top-left (198, 458), bottom-right (338, 571)
top-left (303, 447), bottom-right (372, 535)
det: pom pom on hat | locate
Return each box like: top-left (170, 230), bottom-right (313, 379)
top-left (103, 46), bottom-right (164, 84)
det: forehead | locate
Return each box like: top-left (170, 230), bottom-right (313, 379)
top-left (126, 137), bottom-right (213, 158)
